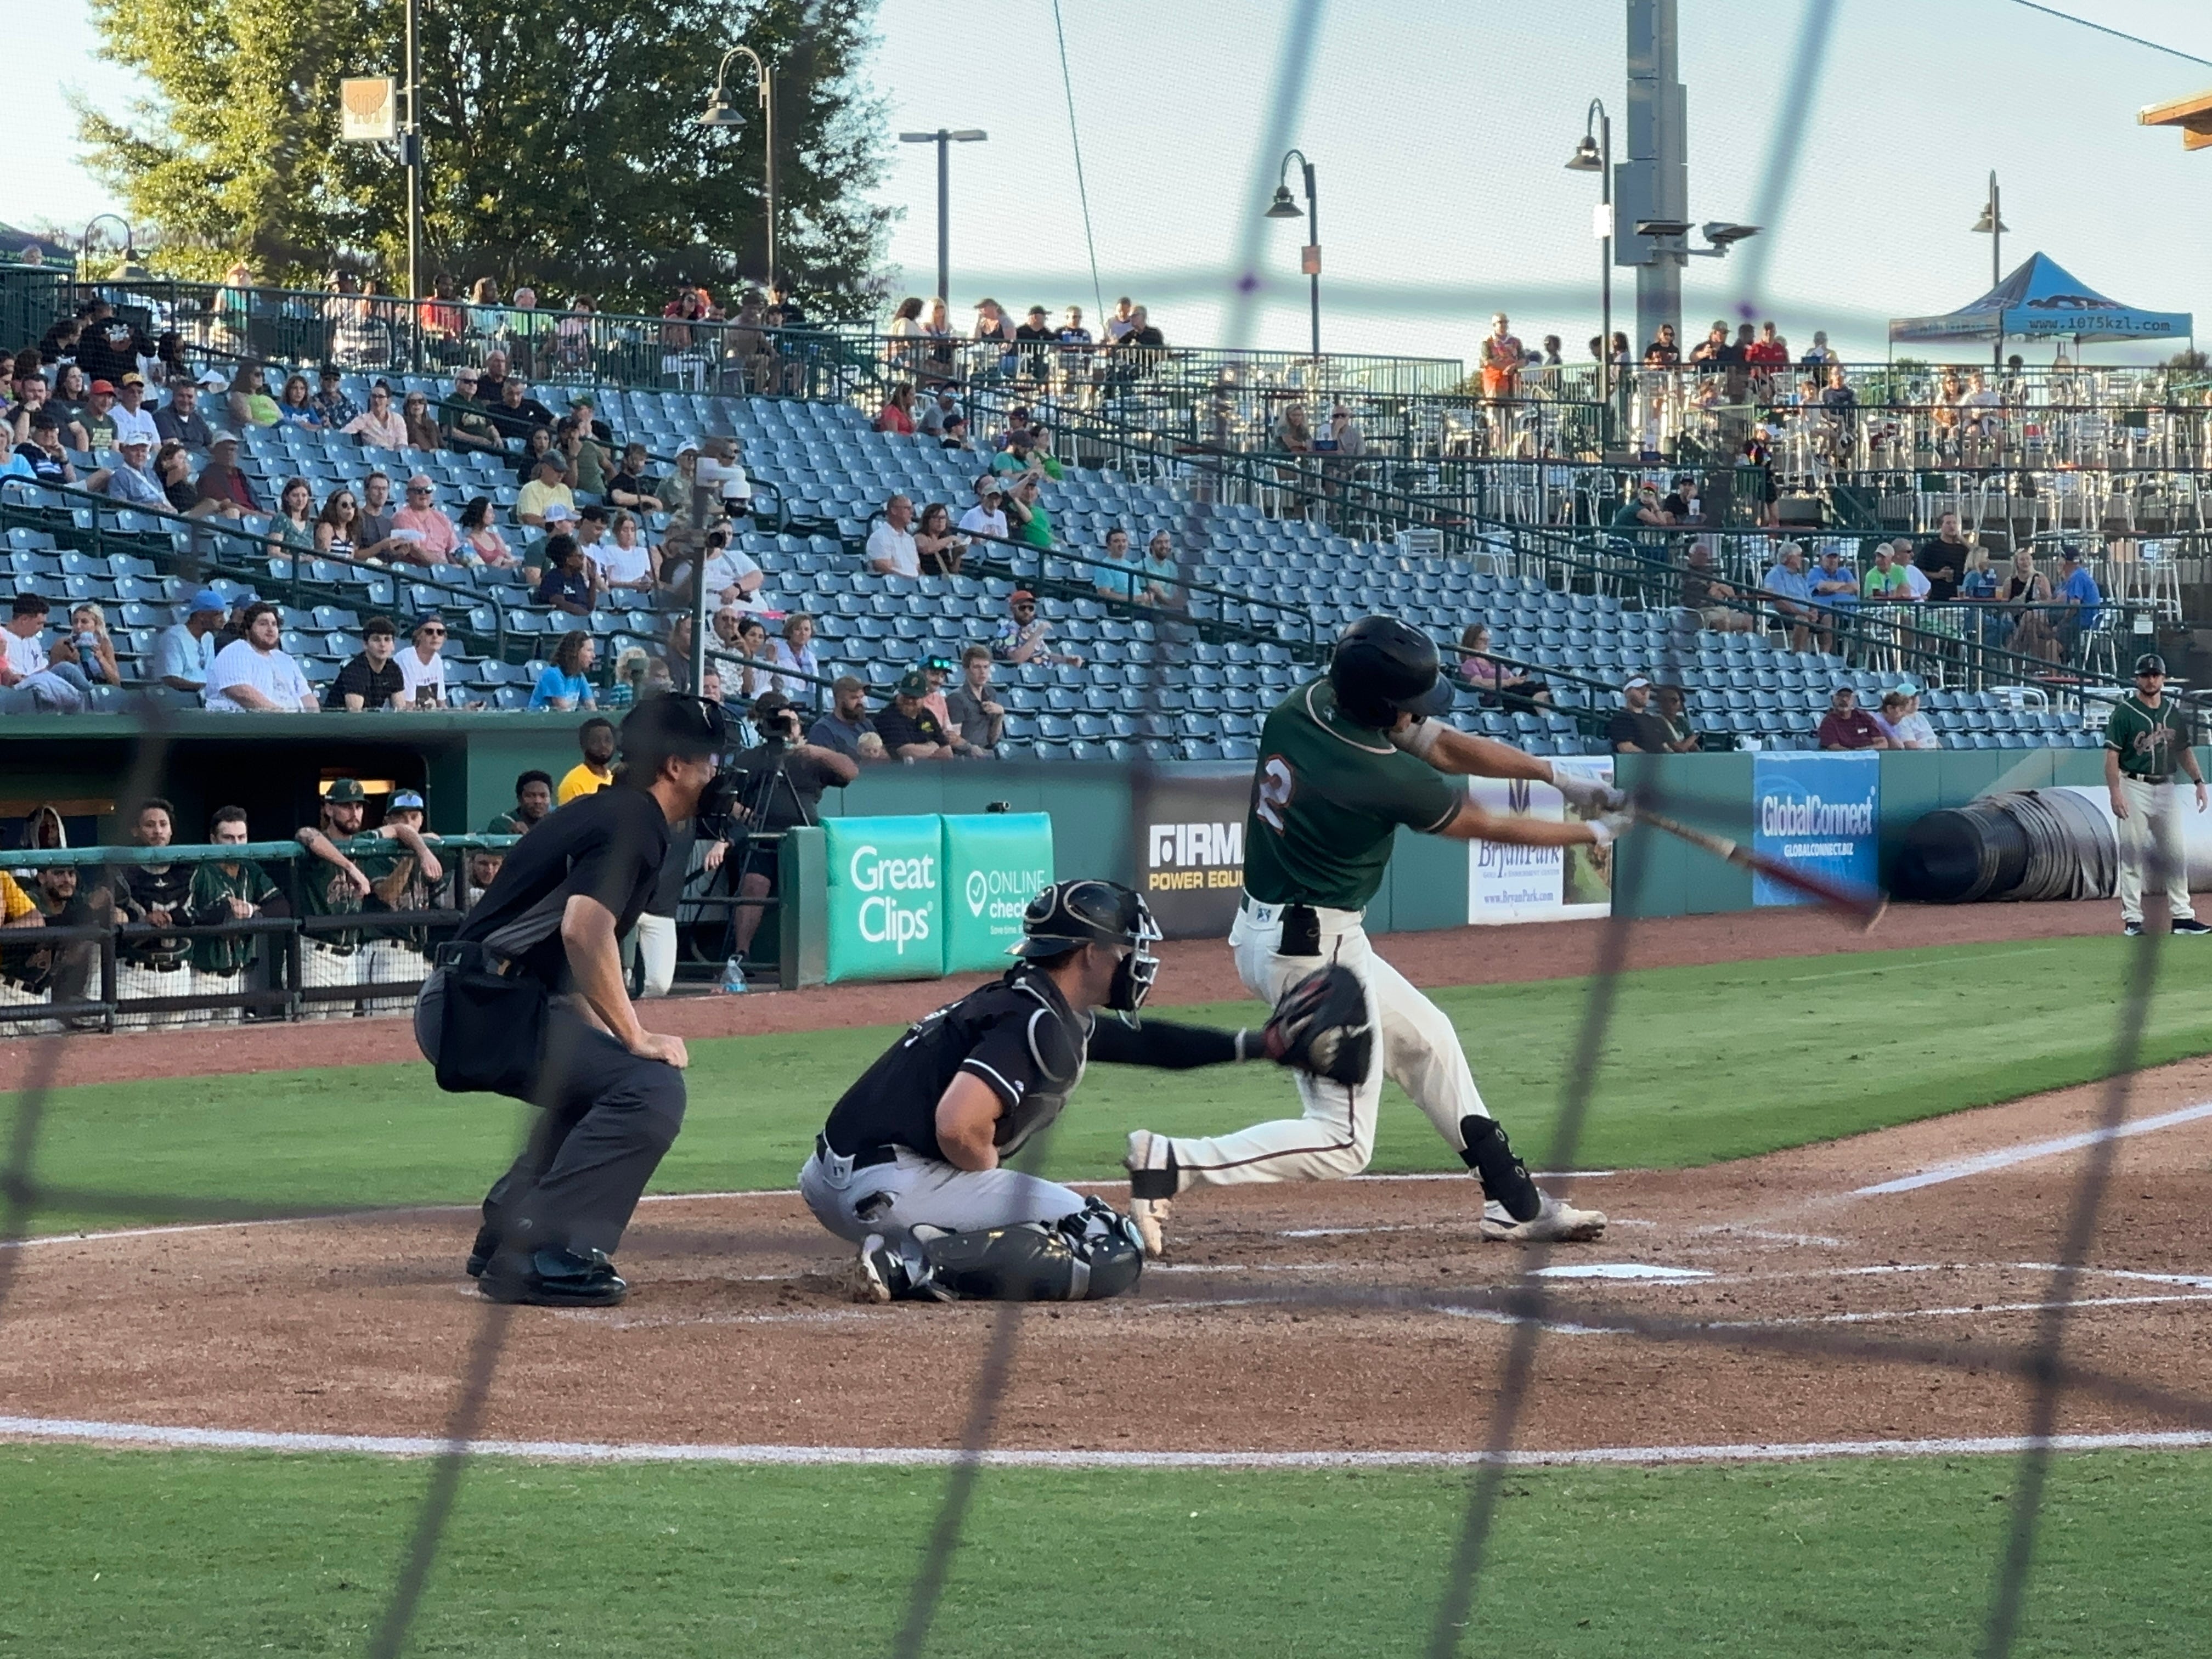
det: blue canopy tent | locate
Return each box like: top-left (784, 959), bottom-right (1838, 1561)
top-left (1888, 253), bottom-right (2191, 353)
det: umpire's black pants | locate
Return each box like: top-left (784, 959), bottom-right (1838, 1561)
top-left (416, 972), bottom-right (686, 1258)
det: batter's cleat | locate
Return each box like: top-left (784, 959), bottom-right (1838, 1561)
top-left (1123, 1130), bottom-right (1175, 1259)
top-left (478, 1245), bottom-right (628, 1307)
top-left (1480, 1195), bottom-right (1609, 1244)
top-left (2172, 918), bottom-right (2211, 935)
top-left (2123, 920), bottom-right (2145, 936)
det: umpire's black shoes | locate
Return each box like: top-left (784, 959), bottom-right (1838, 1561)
top-left (464, 1226), bottom-right (501, 1279)
top-left (478, 1245), bottom-right (628, 1307)
top-left (2173, 918), bottom-right (2212, 936)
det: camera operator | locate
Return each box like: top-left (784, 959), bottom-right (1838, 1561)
top-left (417, 696), bottom-right (727, 1306)
top-left (721, 690), bottom-right (857, 980)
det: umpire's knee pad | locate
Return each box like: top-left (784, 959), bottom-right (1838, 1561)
top-left (903, 1199), bottom-right (1144, 1302)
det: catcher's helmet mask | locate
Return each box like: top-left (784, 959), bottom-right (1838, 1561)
top-left (1329, 614), bottom-right (1454, 729)
top-left (1011, 878), bottom-right (1163, 1012)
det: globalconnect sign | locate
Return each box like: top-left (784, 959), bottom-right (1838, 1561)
top-left (1750, 752), bottom-right (1880, 907)
top-left (823, 814), bottom-right (1053, 981)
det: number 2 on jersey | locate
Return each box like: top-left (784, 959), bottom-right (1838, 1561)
top-left (1255, 755), bottom-right (1297, 833)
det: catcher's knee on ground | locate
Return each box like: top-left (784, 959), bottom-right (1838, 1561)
top-left (872, 1198), bottom-right (1145, 1302)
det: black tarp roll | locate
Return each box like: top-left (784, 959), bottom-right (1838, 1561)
top-left (1894, 790), bottom-right (2118, 904)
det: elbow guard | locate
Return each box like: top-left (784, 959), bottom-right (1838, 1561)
top-left (1390, 717), bottom-right (1444, 760)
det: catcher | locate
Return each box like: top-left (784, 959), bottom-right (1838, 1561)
top-left (800, 878), bottom-right (1353, 1303)
top-left (1125, 614), bottom-right (1627, 1256)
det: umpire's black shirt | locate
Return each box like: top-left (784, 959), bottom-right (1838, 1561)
top-left (456, 784), bottom-right (669, 990)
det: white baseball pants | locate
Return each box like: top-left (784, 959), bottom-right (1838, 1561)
top-left (2117, 776), bottom-right (2196, 924)
top-left (622, 914), bottom-right (678, 999)
top-left (1160, 899), bottom-right (1491, 1188)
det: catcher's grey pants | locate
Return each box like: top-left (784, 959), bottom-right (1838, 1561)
top-left (799, 1144), bottom-right (1085, 1245)
top-left (2115, 776), bottom-right (2197, 925)
top-left (1157, 897), bottom-right (1489, 1188)
top-left (416, 972), bottom-right (687, 1258)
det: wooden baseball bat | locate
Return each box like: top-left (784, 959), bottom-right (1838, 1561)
top-left (1634, 808), bottom-right (1888, 928)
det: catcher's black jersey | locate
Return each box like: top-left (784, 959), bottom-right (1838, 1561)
top-left (821, 966), bottom-right (1241, 1164)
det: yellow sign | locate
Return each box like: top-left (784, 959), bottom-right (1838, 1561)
top-left (340, 77), bottom-right (398, 143)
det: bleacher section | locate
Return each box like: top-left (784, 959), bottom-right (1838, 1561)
top-left (2, 368), bottom-right (2111, 755)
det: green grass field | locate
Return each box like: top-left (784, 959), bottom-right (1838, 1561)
top-left (3, 936), bottom-right (2204, 1235)
top-left (2, 1446), bottom-right (2207, 1657)
top-left (5, 934), bottom-right (2210, 1655)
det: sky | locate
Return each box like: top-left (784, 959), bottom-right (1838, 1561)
top-left (16, 0), bottom-right (2212, 368)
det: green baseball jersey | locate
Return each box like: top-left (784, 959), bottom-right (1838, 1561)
top-left (297, 833), bottom-right (381, 946)
top-left (2104, 693), bottom-right (2194, 779)
top-left (187, 860), bottom-right (280, 975)
top-left (1243, 679), bottom-right (1463, 910)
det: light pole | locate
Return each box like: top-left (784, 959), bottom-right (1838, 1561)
top-left (81, 213), bottom-right (137, 279)
top-left (1971, 171), bottom-right (2007, 369)
top-left (1566, 100), bottom-right (1613, 416)
top-left (898, 129), bottom-right (986, 306)
top-left (402, 0), bottom-right (420, 302)
top-left (1263, 149), bottom-right (1321, 359)
top-left (701, 46), bottom-right (777, 287)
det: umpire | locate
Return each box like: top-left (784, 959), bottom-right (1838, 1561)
top-left (416, 695), bottom-right (729, 1306)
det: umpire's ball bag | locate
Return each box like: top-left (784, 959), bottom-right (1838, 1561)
top-left (429, 942), bottom-right (548, 1098)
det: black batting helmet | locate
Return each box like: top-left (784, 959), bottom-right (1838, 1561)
top-left (2135, 653), bottom-right (2168, 677)
top-left (1011, 879), bottom-right (1162, 1011)
top-left (1328, 615), bottom-right (1454, 729)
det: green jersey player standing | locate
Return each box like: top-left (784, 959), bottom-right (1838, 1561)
top-left (1125, 615), bottom-right (1629, 1254)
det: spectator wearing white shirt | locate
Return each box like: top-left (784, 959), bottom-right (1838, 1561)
top-left (665, 527), bottom-right (763, 606)
top-left (341, 383), bottom-right (409, 449)
top-left (394, 615), bottom-right (450, 708)
top-left (204, 602), bottom-right (317, 712)
top-left (956, 477), bottom-right (1008, 544)
top-left (866, 493), bottom-right (919, 577)
top-left (151, 587), bottom-right (227, 693)
top-left (108, 373), bottom-right (160, 448)
top-left (592, 511), bottom-right (659, 594)
top-left (1875, 689), bottom-right (1939, 751)
top-left (768, 612), bottom-right (822, 703)
top-left (696, 436), bottom-right (752, 517)
top-left (1893, 539), bottom-right (1932, 601)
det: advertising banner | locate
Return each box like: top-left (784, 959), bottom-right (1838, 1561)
top-left (1133, 768), bottom-right (1250, 939)
top-left (1750, 751), bottom-right (1880, 906)
top-left (941, 812), bottom-right (1054, 972)
top-left (823, 816), bottom-right (944, 981)
top-left (1465, 757), bottom-right (1615, 924)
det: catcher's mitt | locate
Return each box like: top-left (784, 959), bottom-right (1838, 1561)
top-left (1262, 964), bottom-right (1372, 1086)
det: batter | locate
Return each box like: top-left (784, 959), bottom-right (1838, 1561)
top-left (1125, 615), bottom-right (1629, 1254)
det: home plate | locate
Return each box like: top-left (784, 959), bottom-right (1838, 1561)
top-left (1531, 1263), bottom-right (1714, 1282)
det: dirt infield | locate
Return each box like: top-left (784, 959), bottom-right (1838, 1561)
top-left (0, 899), bottom-right (2118, 1088)
top-left (5, 1052), bottom-right (2208, 1461)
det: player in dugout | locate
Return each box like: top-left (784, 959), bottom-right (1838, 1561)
top-left (800, 879), bottom-right (1367, 1302)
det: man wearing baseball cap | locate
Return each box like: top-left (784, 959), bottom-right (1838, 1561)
top-left (874, 669), bottom-right (965, 760)
top-left (109, 373), bottom-right (160, 448)
top-left (2105, 652), bottom-right (2211, 938)
top-left (88, 431), bottom-right (166, 507)
top-left (516, 449), bottom-right (574, 528)
top-left (78, 379), bottom-right (120, 449)
top-left (195, 433), bottom-right (259, 515)
top-left (957, 476), bottom-right (1007, 545)
top-left (150, 587), bottom-right (228, 695)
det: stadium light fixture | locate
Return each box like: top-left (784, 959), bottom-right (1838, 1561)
top-left (700, 46), bottom-right (777, 287)
top-left (900, 129), bottom-right (989, 306)
top-left (1264, 150), bottom-right (1322, 358)
top-left (1633, 218), bottom-right (1694, 239)
top-left (1970, 172), bottom-right (2007, 366)
top-left (1700, 222), bottom-right (1760, 247)
top-left (1567, 99), bottom-right (1613, 419)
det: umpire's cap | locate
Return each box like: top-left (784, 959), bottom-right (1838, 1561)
top-left (2135, 653), bottom-right (2168, 677)
top-left (617, 695), bottom-right (729, 777)
top-left (1329, 614), bottom-right (1453, 729)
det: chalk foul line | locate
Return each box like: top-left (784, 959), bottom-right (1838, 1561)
top-left (1854, 1099), bottom-right (2212, 1194)
top-left (3, 1414), bottom-right (2211, 1470)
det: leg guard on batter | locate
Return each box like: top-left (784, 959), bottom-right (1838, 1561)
top-left (878, 1198), bottom-right (1146, 1302)
top-left (1459, 1116), bottom-right (1541, 1223)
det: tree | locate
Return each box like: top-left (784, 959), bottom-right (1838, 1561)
top-left (78, 0), bottom-right (888, 315)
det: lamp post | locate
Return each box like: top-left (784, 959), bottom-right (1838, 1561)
top-left (1971, 171), bottom-right (2007, 369)
top-left (898, 129), bottom-right (987, 307)
top-left (1565, 100), bottom-right (1612, 418)
top-left (80, 213), bottom-right (138, 281)
top-left (700, 46), bottom-right (777, 287)
top-left (1263, 149), bottom-right (1321, 359)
